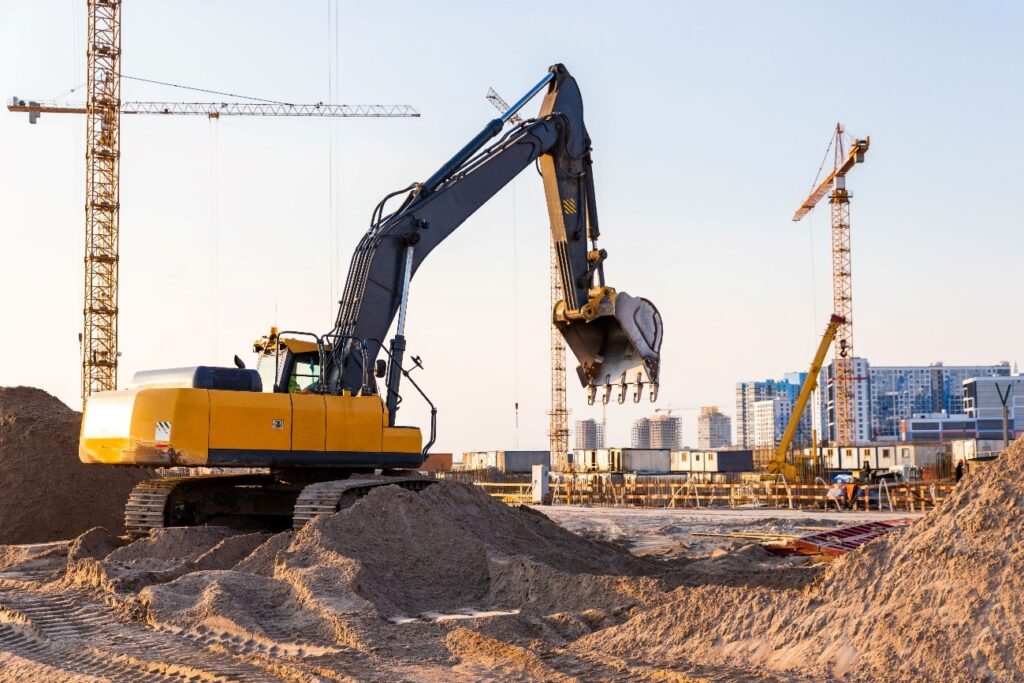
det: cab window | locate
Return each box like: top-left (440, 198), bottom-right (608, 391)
top-left (255, 354), bottom-right (279, 393)
top-left (288, 352), bottom-right (321, 392)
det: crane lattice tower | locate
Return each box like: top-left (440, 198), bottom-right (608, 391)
top-left (83, 0), bottom-right (122, 400)
top-left (829, 144), bottom-right (856, 446)
top-left (792, 123), bottom-right (869, 446)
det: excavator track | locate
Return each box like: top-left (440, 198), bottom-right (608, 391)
top-left (126, 474), bottom-right (435, 536)
top-left (292, 477), bottom-right (435, 530)
top-left (125, 474), bottom-right (286, 537)
top-left (125, 477), bottom-right (186, 536)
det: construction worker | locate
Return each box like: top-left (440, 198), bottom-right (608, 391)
top-left (955, 460), bottom-right (965, 483)
top-left (862, 461), bottom-right (873, 483)
top-left (826, 482), bottom-right (846, 511)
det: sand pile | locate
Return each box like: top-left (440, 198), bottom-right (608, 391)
top-left (0, 387), bottom-right (151, 544)
top-left (0, 477), bottom-right (833, 680)
top-left (579, 435), bottom-right (1024, 681)
top-left (68, 526), bottom-right (271, 592)
top-left (135, 482), bottom-right (666, 643)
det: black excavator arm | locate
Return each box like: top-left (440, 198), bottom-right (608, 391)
top-left (323, 64), bottom-right (663, 423)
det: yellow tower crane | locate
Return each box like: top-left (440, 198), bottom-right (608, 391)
top-left (792, 124), bottom-right (869, 446)
top-left (8, 0), bottom-right (418, 403)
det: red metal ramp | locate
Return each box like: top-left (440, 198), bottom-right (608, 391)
top-left (764, 518), bottom-right (913, 557)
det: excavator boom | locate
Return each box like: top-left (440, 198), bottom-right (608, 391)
top-left (78, 64), bottom-right (663, 535)
top-left (326, 64), bottom-right (662, 412)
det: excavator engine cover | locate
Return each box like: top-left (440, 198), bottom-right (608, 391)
top-left (556, 290), bottom-right (662, 404)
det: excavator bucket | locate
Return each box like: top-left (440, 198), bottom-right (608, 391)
top-left (555, 290), bottom-right (663, 404)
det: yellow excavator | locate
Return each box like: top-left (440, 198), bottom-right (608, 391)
top-left (768, 314), bottom-right (845, 480)
top-left (79, 64), bottom-right (664, 535)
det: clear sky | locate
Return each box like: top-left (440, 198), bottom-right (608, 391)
top-left (1, 1), bottom-right (1021, 453)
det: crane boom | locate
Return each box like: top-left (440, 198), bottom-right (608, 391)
top-left (770, 314), bottom-right (845, 477)
top-left (8, 99), bottom-right (420, 119)
top-left (792, 136), bottom-right (869, 222)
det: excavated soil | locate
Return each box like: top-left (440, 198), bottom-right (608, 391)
top-left (578, 434), bottom-right (1024, 681)
top-left (0, 387), bottom-right (151, 544)
top-left (0, 476), bottom-right (818, 681)
top-left (1, 401), bottom-right (1022, 680)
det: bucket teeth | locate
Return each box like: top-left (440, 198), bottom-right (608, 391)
top-left (558, 290), bottom-right (663, 403)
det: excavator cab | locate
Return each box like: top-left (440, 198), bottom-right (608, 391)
top-left (252, 330), bottom-right (326, 394)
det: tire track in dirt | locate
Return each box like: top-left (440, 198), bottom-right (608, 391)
top-left (0, 583), bottom-right (284, 681)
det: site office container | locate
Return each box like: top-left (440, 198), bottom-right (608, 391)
top-left (808, 444), bottom-right (944, 472)
top-left (705, 449), bottom-right (754, 472)
top-left (672, 450), bottom-right (753, 473)
top-left (462, 450), bottom-right (550, 473)
top-left (573, 448), bottom-right (669, 473)
top-left (951, 438), bottom-right (1006, 462)
top-left (670, 450), bottom-right (693, 472)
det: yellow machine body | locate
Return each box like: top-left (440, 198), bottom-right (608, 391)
top-left (80, 387), bottom-right (422, 469)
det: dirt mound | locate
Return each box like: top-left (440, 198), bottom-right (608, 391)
top-left (487, 555), bottom-right (665, 616)
top-left (67, 527), bottom-right (123, 562)
top-left (579, 435), bottom-right (1024, 681)
top-left (417, 483), bottom-right (653, 576)
top-left (69, 527), bottom-right (270, 593)
top-left (141, 569), bottom-right (341, 645)
top-left (0, 473), bottom-right (828, 680)
top-left (0, 387), bottom-right (151, 544)
top-left (445, 626), bottom-right (575, 682)
top-left (283, 484), bottom-right (493, 616)
top-left (134, 481), bottom-right (673, 658)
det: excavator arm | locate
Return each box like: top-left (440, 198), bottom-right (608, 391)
top-left (324, 64), bottom-right (662, 422)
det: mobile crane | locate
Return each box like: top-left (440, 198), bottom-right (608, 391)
top-left (79, 64), bottom-right (664, 534)
top-left (768, 314), bottom-right (845, 480)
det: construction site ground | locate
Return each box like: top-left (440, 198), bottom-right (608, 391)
top-left (2, 389), bottom-right (1023, 682)
top-left (538, 506), bottom-right (925, 559)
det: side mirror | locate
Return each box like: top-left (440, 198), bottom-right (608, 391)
top-left (375, 359), bottom-right (387, 378)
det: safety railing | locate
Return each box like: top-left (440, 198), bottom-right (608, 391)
top-left (472, 477), bottom-right (958, 512)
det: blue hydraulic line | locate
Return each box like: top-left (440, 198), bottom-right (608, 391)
top-left (500, 71), bottom-right (555, 124)
top-left (421, 71), bottom-right (555, 195)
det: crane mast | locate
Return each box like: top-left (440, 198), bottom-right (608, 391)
top-left (793, 124), bottom-right (869, 446)
top-left (10, 0), bottom-right (418, 403)
top-left (83, 0), bottom-right (121, 400)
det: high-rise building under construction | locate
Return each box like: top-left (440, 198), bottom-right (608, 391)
top-left (698, 406), bottom-right (732, 449)
top-left (632, 415), bottom-right (681, 450)
top-left (574, 418), bottom-right (605, 450)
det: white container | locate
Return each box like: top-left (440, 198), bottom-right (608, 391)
top-left (670, 450), bottom-right (693, 472)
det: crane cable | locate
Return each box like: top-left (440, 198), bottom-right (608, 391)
top-left (327, 0), bottom-right (336, 319)
top-left (121, 74), bottom-right (293, 106)
top-left (512, 180), bottom-right (520, 448)
top-left (209, 117), bottom-right (220, 360)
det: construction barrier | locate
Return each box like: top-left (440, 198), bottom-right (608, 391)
top-left (472, 477), bottom-right (956, 512)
